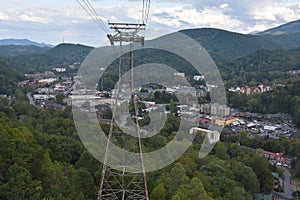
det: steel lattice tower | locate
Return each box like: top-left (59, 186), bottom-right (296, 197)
top-left (98, 22), bottom-right (149, 200)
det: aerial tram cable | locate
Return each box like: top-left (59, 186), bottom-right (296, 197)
top-left (142, 0), bottom-right (145, 23)
top-left (76, 0), bottom-right (151, 41)
top-left (147, 1), bottom-right (151, 23)
top-left (76, 0), bottom-right (110, 34)
top-left (76, 0), bottom-right (106, 33)
top-left (83, 0), bottom-right (110, 33)
top-left (142, 0), bottom-right (150, 24)
top-left (146, 0), bottom-right (151, 23)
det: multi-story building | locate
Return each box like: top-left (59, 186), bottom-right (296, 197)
top-left (200, 103), bottom-right (231, 116)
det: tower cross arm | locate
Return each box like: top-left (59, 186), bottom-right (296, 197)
top-left (107, 22), bottom-right (145, 46)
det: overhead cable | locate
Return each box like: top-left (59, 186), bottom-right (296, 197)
top-left (76, 0), bottom-right (110, 34)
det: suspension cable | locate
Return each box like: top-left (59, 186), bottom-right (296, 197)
top-left (84, 0), bottom-right (110, 33)
top-left (76, 0), bottom-right (110, 34)
top-left (142, 0), bottom-right (145, 23)
top-left (144, 0), bottom-right (151, 24)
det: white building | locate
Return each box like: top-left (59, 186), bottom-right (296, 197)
top-left (33, 94), bottom-right (52, 101)
top-left (173, 72), bottom-right (185, 77)
top-left (264, 126), bottom-right (278, 132)
top-left (54, 68), bottom-right (66, 72)
top-left (54, 84), bottom-right (66, 92)
top-left (38, 78), bottom-right (57, 84)
top-left (194, 75), bottom-right (205, 81)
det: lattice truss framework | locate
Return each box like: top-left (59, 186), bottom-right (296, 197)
top-left (98, 22), bottom-right (148, 200)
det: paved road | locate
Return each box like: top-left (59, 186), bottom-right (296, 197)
top-left (27, 92), bottom-right (34, 105)
top-left (278, 169), bottom-right (293, 199)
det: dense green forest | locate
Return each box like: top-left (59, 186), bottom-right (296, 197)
top-left (0, 57), bottom-right (24, 95)
top-left (1, 89), bottom-right (292, 199)
top-left (0, 83), bottom-right (299, 198)
top-left (0, 91), bottom-right (97, 199)
top-left (221, 47), bottom-right (300, 87)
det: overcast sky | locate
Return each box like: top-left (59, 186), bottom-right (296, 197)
top-left (0, 0), bottom-right (300, 46)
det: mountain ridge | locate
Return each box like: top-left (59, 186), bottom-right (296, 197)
top-left (258, 19), bottom-right (300, 35)
top-left (11, 43), bottom-right (94, 73)
top-left (180, 27), bottom-right (300, 61)
top-left (0, 45), bottom-right (51, 57)
top-left (0, 38), bottom-right (54, 47)
top-left (1, 19), bottom-right (300, 71)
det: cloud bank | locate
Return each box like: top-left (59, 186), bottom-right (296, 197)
top-left (0, 0), bottom-right (300, 46)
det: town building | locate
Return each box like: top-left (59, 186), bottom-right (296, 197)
top-left (256, 149), bottom-right (293, 166)
top-left (53, 68), bottom-right (66, 72)
top-left (229, 84), bottom-right (275, 95)
top-left (173, 72), bottom-right (185, 77)
top-left (200, 103), bottom-right (231, 116)
top-left (193, 75), bottom-right (205, 81)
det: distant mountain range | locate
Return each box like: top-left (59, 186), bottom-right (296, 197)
top-left (0, 39), bottom-right (54, 47)
top-left (0, 19), bottom-right (299, 66)
top-left (0, 39), bottom-right (53, 57)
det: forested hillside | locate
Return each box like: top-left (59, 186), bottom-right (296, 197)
top-left (220, 47), bottom-right (300, 87)
top-left (0, 94), bottom-right (97, 199)
top-left (0, 89), bottom-right (287, 199)
top-left (1, 43), bottom-right (94, 73)
top-left (0, 57), bottom-right (24, 95)
top-left (259, 19), bottom-right (300, 35)
top-left (0, 45), bottom-right (50, 57)
top-left (180, 27), bottom-right (300, 61)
